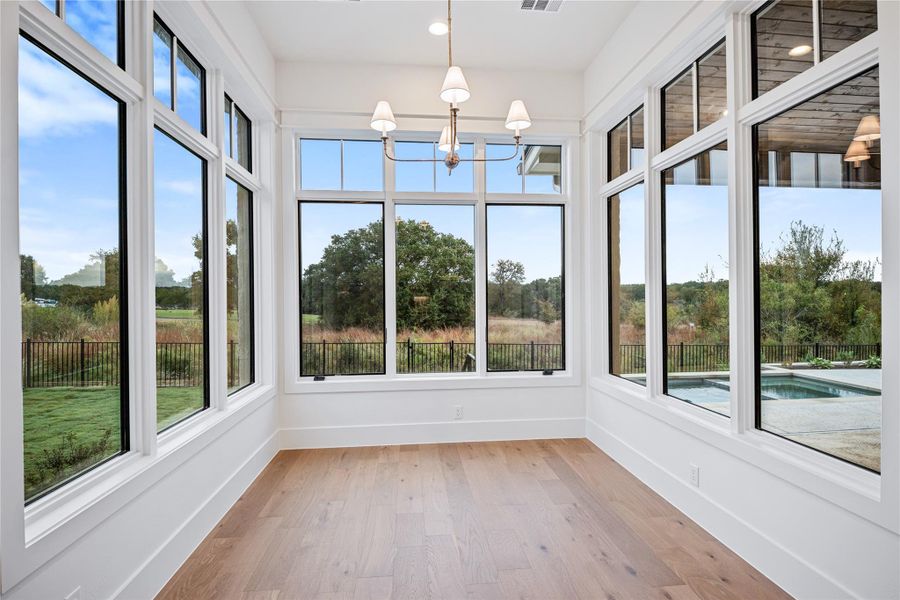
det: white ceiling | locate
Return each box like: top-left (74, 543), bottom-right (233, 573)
top-left (244, 0), bottom-right (636, 71)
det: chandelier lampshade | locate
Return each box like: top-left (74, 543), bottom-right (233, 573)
top-left (505, 100), bottom-right (532, 133)
top-left (440, 66), bottom-right (470, 104)
top-left (853, 115), bottom-right (880, 142)
top-left (438, 125), bottom-right (460, 152)
top-left (844, 139), bottom-right (871, 165)
top-left (370, 101), bottom-right (397, 133)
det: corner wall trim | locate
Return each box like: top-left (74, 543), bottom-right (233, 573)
top-left (112, 431), bottom-right (280, 600)
top-left (584, 417), bottom-right (855, 600)
top-left (280, 417), bottom-right (585, 449)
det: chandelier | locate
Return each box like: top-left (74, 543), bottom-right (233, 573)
top-left (369, 0), bottom-right (532, 173)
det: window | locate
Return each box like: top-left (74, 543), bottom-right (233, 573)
top-left (662, 144), bottom-right (729, 415)
top-left (486, 205), bottom-right (564, 372)
top-left (225, 178), bottom-right (254, 393)
top-left (154, 128), bottom-right (208, 430)
top-left (608, 106), bottom-right (645, 181)
top-left (663, 41), bottom-right (727, 150)
top-left (753, 0), bottom-right (878, 97)
top-left (299, 139), bottom-right (383, 191)
top-left (608, 183), bottom-right (646, 384)
top-left (486, 144), bottom-right (562, 194)
top-left (300, 202), bottom-right (385, 376)
top-left (153, 16), bottom-right (206, 134)
top-left (394, 141), bottom-right (474, 193)
top-left (224, 94), bottom-right (251, 172)
top-left (396, 205), bottom-right (475, 373)
top-left (754, 67), bottom-right (881, 471)
top-left (38, 0), bottom-right (122, 67)
top-left (18, 35), bottom-right (126, 502)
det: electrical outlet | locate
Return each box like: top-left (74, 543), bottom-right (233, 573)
top-left (453, 405), bottom-right (463, 420)
top-left (689, 464), bottom-right (700, 487)
top-left (64, 587), bottom-right (81, 600)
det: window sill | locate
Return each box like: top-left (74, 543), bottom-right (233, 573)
top-left (10, 384), bottom-right (276, 590)
top-left (285, 371), bottom-right (579, 395)
top-left (589, 375), bottom-right (896, 534)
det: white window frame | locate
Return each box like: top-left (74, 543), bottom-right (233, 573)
top-left (0, 0), bottom-right (276, 590)
top-left (589, 2), bottom-right (897, 533)
top-left (284, 130), bottom-right (579, 393)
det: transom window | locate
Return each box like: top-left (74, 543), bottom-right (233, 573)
top-left (752, 0), bottom-right (878, 97)
top-left (39, 0), bottom-right (123, 67)
top-left (608, 106), bottom-right (645, 181)
top-left (394, 141), bottom-right (474, 193)
top-left (662, 41), bottom-right (726, 150)
top-left (299, 138), bottom-right (383, 191)
top-left (224, 94), bottom-right (251, 172)
top-left (486, 144), bottom-right (562, 194)
top-left (153, 16), bottom-right (206, 134)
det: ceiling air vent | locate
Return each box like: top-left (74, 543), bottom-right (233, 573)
top-left (521, 0), bottom-right (562, 12)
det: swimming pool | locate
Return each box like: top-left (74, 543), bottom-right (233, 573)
top-left (667, 374), bottom-right (878, 403)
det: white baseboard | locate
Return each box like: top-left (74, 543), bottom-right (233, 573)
top-left (113, 431), bottom-right (280, 600)
top-left (584, 417), bottom-right (853, 600)
top-left (280, 417), bottom-right (585, 449)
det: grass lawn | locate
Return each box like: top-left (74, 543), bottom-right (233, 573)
top-left (303, 314), bottom-right (321, 325)
top-left (24, 386), bottom-right (203, 499)
top-left (156, 309), bottom-right (200, 320)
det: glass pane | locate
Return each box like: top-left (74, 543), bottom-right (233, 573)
top-left (394, 141), bottom-right (434, 192)
top-left (663, 144), bottom-right (730, 416)
top-left (223, 96), bottom-right (232, 158)
top-left (524, 145), bottom-right (562, 193)
top-left (300, 203), bottom-right (385, 376)
top-left (663, 67), bottom-right (694, 150)
top-left (607, 118), bottom-right (628, 181)
top-left (754, 0), bottom-right (815, 97)
top-left (342, 140), bottom-right (383, 191)
top-left (486, 144), bottom-right (523, 193)
top-left (755, 67), bottom-right (881, 472)
top-left (396, 205), bottom-right (475, 373)
top-left (486, 205), bottom-right (564, 371)
top-left (235, 105), bottom-right (251, 172)
top-left (820, 0), bottom-right (877, 59)
top-left (175, 46), bottom-right (203, 133)
top-left (152, 19), bottom-right (172, 108)
top-left (609, 183), bottom-right (645, 384)
top-left (19, 36), bottom-right (124, 502)
top-left (437, 143), bottom-right (474, 193)
top-left (300, 139), bottom-right (341, 190)
top-left (39, 0), bottom-right (56, 12)
top-left (698, 42), bottom-right (727, 129)
top-left (154, 129), bottom-right (206, 430)
top-left (226, 178), bottom-right (253, 393)
top-left (630, 107), bottom-right (645, 169)
top-left (65, 0), bottom-right (119, 65)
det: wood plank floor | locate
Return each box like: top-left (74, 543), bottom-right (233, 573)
top-left (156, 440), bottom-right (791, 600)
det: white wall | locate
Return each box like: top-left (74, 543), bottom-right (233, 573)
top-left (582, 2), bottom-right (900, 599)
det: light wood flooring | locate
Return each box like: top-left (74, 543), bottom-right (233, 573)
top-left (157, 439), bottom-right (791, 600)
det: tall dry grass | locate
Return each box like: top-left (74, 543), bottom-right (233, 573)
top-left (302, 317), bottom-right (561, 344)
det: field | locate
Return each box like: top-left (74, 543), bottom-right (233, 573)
top-left (156, 309), bottom-right (199, 320)
top-left (301, 317), bottom-right (560, 344)
top-left (24, 386), bottom-right (201, 499)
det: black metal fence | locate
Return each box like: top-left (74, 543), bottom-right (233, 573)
top-left (21, 339), bottom-right (244, 389)
top-left (617, 342), bottom-right (882, 374)
top-left (300, 340), bottom-right (564, 376)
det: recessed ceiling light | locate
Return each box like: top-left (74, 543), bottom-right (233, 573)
top-left (788, 44), bottom-right (813, 57)
top-left (429, 21), bottom-right (448, 36)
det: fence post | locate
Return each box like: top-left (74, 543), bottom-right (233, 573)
top-left (877, 342), bottom-right (881, 357)
top-left (321, 339), bottom-right (326, 375)
top-left (80, 338), bottom-right (86, 386)
top-left (530, 341), bottom-right (535, 371)
top-left (407, 338), bottom-right (412, 373)
top-left (25, 338), bottom-right (32, 388)
top-left (450, 340), bottom-right (455, 372)
top-left (679, 341), bottom-right (684, 370)
top-left (814, 342), bottom-right (820, 358)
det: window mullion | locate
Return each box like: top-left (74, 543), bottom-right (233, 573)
top-left (474, 139), bottom-right (488, 377)
top-left (208, 70), bottom-right (227, 409)
top-left (644, 86), bottom-right (664, 399)
top-left (384, 197), bottom-right (397, 378)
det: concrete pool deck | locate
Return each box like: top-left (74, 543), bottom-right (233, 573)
top-left (666, 367), bottom-right (882, 472)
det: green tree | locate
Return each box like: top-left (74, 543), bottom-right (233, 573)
top-left (489, 259), bottom-right (525, 316)
top-left (395, 219), bottom-right (475, 331)
top-left (20, 254), bottom-right (47, 300)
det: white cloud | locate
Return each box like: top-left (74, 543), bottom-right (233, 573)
top-left (158, 179), bottom-right (201, 196)
top-left (18, 39), bottom-right (117, 139)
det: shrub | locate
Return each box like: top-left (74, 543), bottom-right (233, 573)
top-left (157, 350), bottom-right (195, 378)
top-left (92, 295), bottom-right (119, 327)
top-left (21, 298), bottom-right (90, 340)
top-left (865, 355), bottom-right (881, 369)
top-left (836, 350), bottom-right (855, 367)
top-left (807, 356), bottom-right (833, 369)
top-left (29, 429), bottom-right (112, 490)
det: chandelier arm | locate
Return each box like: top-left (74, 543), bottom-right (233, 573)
top-left (456, 139), bottom-right (522, 162)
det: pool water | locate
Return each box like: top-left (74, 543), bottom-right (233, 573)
top-left (667, 374), bottom-right (878, 404)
